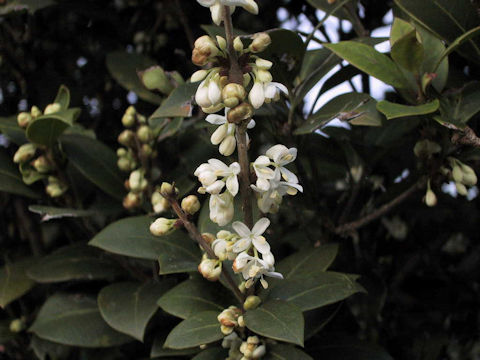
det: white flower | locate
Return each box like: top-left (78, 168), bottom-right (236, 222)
top-left (264, 82), bottom-right (288, 103)
top-left (252, 178), bottom-right (303, 214)
top-left (194, 159), bottom-right (240, 196)
top-left (248, 80), bottom-right (288, 109)
top-left (233, 252), bottom-right (283, 289)
top-left (232, 217), bottom-right (271, 254)
top-left (248, 82), bottom-right (265, 109)
top-left (266, 144), bottom-right (298, 183)
top-left (209, 191), bottom-right (234, 226)
top-left (195, 76), bottom-right (223, 111)
top-left (197, 0), bottom-right (258, 25)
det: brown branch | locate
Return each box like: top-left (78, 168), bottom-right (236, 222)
top-left (450, 125), bottom-right (480, 148)
top-left (223, 6), bottom-right (243, 85)
top-left (334, 179), bottom-right (426, 235)
top-left (167, 195), bottom-right (245, 303)
top-left (235, 125), bottom-right (254, 228)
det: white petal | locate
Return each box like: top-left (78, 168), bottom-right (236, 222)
top-left (206, 180), bottom-right (225, 194)
top-left (263, 252), bottom-right (275, 267)
top-left (280, 167), bottom-right (298, 183)
top-left (263, 83), bottom-right (277, 99)
top-left (206, 114), bottom-right (227, 125)
top-left (252, 217), bottom-right (270, 236)
top-left (272, 82), bottom-right (288, 94)
top-left (195, 82), bottom-right (211, 108)
top-left (197, 0), bottom-right (216, 6)
top-left (266, 144), bottom-right (288, 163)
top-left (232, 221), bottom-right (251, 237)
top-left (254, 155), bottom-right (271, 166)
top-left (247, 119), bottom-right (256, 129)
top-left (226, 175), bottom-right (239, 196)
top-left (210, 4), bottom-right (223, 25)
top-left (229, 162), bottom-right (241, 175)
top-left (266, 271), bottom-right (284, 279)
top-left (208, 158), bottom-right (229, 173)
top-left (256, 178), bottom-right (270, 192)
top-left (233, 237), bottom-right (251, 253)
top-left (249, 82), bottom-right (265, 109)
top-left (253, 236), bottom-right (271, 254)
top-left (208, 80), bottom-right (222, 105)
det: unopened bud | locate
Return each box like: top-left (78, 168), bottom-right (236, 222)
top-left (122, 113), bottom-right (135, 128)
top-left (9, 319), bottom-right (25, 333)
top-left (181, 195), bottom-right (201, 215)
top-left (160, 182), bottom-right (178, 198)
top-left (17, 112), bottom-right (32, 128)
top-left (234, 37), bottom-right (244, 52)
top-left (237, 315), bottom-right (245, 327)
top-left (257, 69), bottom-right (272, 83)
top-left (222, 83), bottom-right (246, 108)
top-left (137, 125), bottom-right (153, 143)
top-left (255, 58), bottom-right (273, 70)
top-left (150, 217), bottom-right (176, 236)
top-left (243, 295), bottom-right (262, 310)
top-left (191, 69), bottom-right (208, 82)
top-left (125, 105), bottom-right (136, 116)
top-left (46, 177), bottom-right (67, 198)
top-left (219, 135), bottom-right (236, 156)
top-left (414, 139), bottom-right (441, 158)
top-left (44, 103), bottom-right (61, 115)
top-left (118, 130), bottom-right (135, 147)
top-left (227, 102), bottom-right (253, 124)
top-left (129, 170), bottom-right (148, 192)
top-left (117, 148), bottom-right (127, 157)
top-left (452, 165), bottom-right (463, 183)
top-left (456, 182), bottom-right (468, 196)
top-left (117, 157), bottom-right (132, 172)
top-left (32, 155), bottom-right (54, 173)
top-left (198, 258), bottom-right (222, 281)
top-left (425, 188), bottom-right (437, 207)
top-left (216, 36), bottom-right (227, 51)
top-left (252, 345), bottom-right (267, 358)
top-left (141, 144), bottom-right (153, 157)
top-left (31, 106), bottom-right (42, 118)
top-left (249, 32), bottom-right (271, 53)
top-left (13, 143), bottom-right (36, 164)
top-left (192, 36), bottom-right (219, 66)
top-left (460, 164), bottom-right (477, 186)
top-left (211, 124), bottom-right (228, 146)
top-left (151, 191), bottom-right (170, 213)
top-left (140, 66), bottom-right (173, 95)
top-left (123, 192), bottom-right (142, 209)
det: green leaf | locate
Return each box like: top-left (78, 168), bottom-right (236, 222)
top-left (306, 0), bottom-right (351, 20)
top-left (244, 300), bottom-right (304, 346)
top-left (267, 272), bottom-right (365, 311)
top-left (149, 82), bottom-right (198, 126)
top-left (30, 335), bottom-right (72, 360)
top-left (192, 347), bottom-right (228, 359)
top-left (89, 216), bottom-right (197, 262)
top-left (390, 18), bottom-right (416, 46)
top-left (106, 51), bottom-right (163, 105)
top-left (434, 26), bottom-right (480, 71)
top-left (264, 344), bottom-right (313, 360)
top-left (0, 259), bottom-right (36, 308)
top-left (158, 278), bottom-right (231, 320)
top-left (98, 281), bottom-right (172, 341)
top-left (0, 0), bottom-right (54, 14)
top-left (438, 82), bottom-right (480, 125)
top-left (29, 205), bottom-right (98, 221)
top-left (276, 244), bottom-right (339, 279)
top-left (0, 116), bottom-right (27, 145)
top-left (294, 93), bottom-right (383, 135)
top-left (26, 244), bottom-right (124, 283)
top-left (0, 150), bottom-right (40, 199)
top-left (61, 134), bottom-right (126, 200)
top-left (156, 117), bottom-right (184, 141)
top-left (26, 111), bottom-right (78, 146)
top-left (323, 41), bottom-right (408, 88)
top-left (54, 85), bottom-right (71, 110)
top-left (376, 99), bottom-right (439, 120)
top-left (151, 333), bottom-right (199, 358)
top-left (164, 311), bottom-right (223, 350)
top-left (157, 233), bottom-right (201, 275)
top-left (30, 293), bottom-right (133, 347)
top-left (391, 30), bottom-right (424, 73)
top-left (395, 0), bottom-right (480, 63)
top-left (417, 26), bottom-right (448, 93)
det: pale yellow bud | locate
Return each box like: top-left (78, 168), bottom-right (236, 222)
top-left (227, 102), bottom-right (254, 124)
top-left (243, 295), bottom-right (262, 310)
top-left (160, 182), bottom-right (178, 198)
top-left (219, 135), bottom-right (236, 156)
top-left (198, 258), bottom-right (221, 281)
top-left (151, 191), bottom-right (170, 213)
top-left (44, 103), bottom-right (61, 115)
top-left (9, 319), bottom-right (24, 333)
top-left (17, 112), bottom-right (32, 128)
top-left (30, 106), bottom-right (42, 118)
top-left (216, 36), bottom-right (227, 51)
top-left (117, 157), bottom-right (131, 172)
top-left (32, 155), bottom-right (54, 173)
top-left (456, 182), bottom-right (468, 196)
top-left (150, 217), bottom-right (176, 236)
top-left (234, 37), bottom-right (244, 52)
top-left (137, 125), bottom-right (153, 143)
top-left (211, 124), bottom-right (228, 145)
top-left (125, 105), bottom-right (136, 116)
top-left (249, 32), bottom-right (271, 53)
top-left (13, 143), bottom-right (36, 164)
top-left (122, 113), bottom-right (135, 128)
top-left (222, 83), bottom-right (247, 108)
top-left (129, 170), bottom-right (148, 192)
top-left (425, 188), bottom-right (437, 207)
top-left (123, 192), bottom-right (142, 209)
top-left (191, 69), bottom-right (208, 83)
top-left (118, 130), bottom-right (135, 147)
top-left (452, 165), bottom-right (463, 183)
top-left (181, 195), bottom-right (201, 215)
top-left (257, 69), bottom-right (272, 83)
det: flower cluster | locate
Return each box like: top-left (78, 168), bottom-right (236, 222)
top-left (197, 0), bottom-right (258, 25)
top-left (194, 159), bottom-right (240, 226)
top-left (252, 145), bottom-right (303, 213)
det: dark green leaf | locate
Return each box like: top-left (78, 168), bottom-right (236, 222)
top-left (391, 30), bottom-right (424, 72)
top-left (0, 151), bottom-right (39, 199)
top-left (244, 300), bottom-right (304, 346)
top-left (149, 82), bottom-right (198, 126)
top-left (192, 347), bottom-right (228, 360)
top-left (267, 272), bottom-right (365, 311)
top-left (54, 85), bottom-right (71, 110)
top-left (157, 234), bottom-right (201, 275)
top-left (264, 344), bottom-right (313, 360)
top-left (164, 311), bottom-right (223, 349)
top-left (98, 281), bottom-right (172, 341)
top-left (30, 335), bottom-right (72, 360)
top-left (61, 134), bottom-right (126, 200)
top-left (0, 259), bottom-right (36, 308)
top-left (157, 118), bottom-right (184, 141)
top-left (29, 205), bottom-right (97, 221)
top-left (30, 293), bottom-right (133, 347)
top-left (434, 26), bottom-right (480, 71)
top-left (323, 42), bottom-right (408, 88)
top-left (158, 278), bottom-right (230, 319)
top-left (417, 26), bottom-right (448, 93)
top-left (276, 244), bottom-right (339, 279)
top-left (376, 99), bottom-right (439, 120)
top-left (0, 116), bottom-right (27, 145)
top-left (106, 51), bottom-right (163, 105)
top-left (151, 333), bottom-right (199, 358)
top-left (26, 111), bottom-right (76, 146)
top-left (27, 244), bottom-right (124, 283)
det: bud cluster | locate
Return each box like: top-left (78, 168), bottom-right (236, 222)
top-left (217, 306), bottom-right (243, 335)
top-left (446, 157), bottom-right (477, 197)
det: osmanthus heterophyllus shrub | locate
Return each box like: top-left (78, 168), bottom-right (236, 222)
top-left (1, 0), bottom-right (480, 359)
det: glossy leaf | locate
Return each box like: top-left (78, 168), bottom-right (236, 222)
top-left (264, 344), bottom-right (313, 360)
top-left (295, 93), bottom-right (382, 135)
top-left (0, 116), bottom-right (27, 145)
top-left (164, 311), bottom-right (223, 349)
top-left (417, 27), bottom-right (448, 93)
top-left (0, 259), bottom-right (36, 308)
top-left (376, 99), bottom-right (439, 120)
top-left (30, 336), bottom-right (72, 360)
top-left (323, 42), bottom-right (408, 88)
top-left (149, 82), bottom-right (198, 126)
top-left (158, 278), bottom-right (230, 319)
top-left (267, 272), bottom-right (365, 311)
top-left (276, 244), bottom-right (339, 279)
top-left (29, 205), bottom-right (97, 221)
top-left (61, 134), bottom-right (126, 200)
top-left (244, 300), bottom-right (304, 346)
top-left (391, 30), bottom-right (424, 73)
top-left (27, 244), bottom-right (124, 283)
top-left (54, 85), bottom-right (71, 110)
top-left (26, 111), bottom-right (79, 146)
top-left (0, 151), bottom-right (39, 199)
top-left (30, 294), bottom-right (133, 347)
top-left (150, 334), bottom-right (199, 358)
top-left (106, 51), bottom-right (163, 105)
top-left (157, 236), bottom-right (201, 275)
top-left (434, 26), bottom-right (480, 71)
top-left (98, 281), bottom-right (172, 341)
top-left (192, 347), bottom-right (228, 359)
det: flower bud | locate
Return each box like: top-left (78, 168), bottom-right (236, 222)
top-left (456, 182), bottom-right (468, 196)
top-left (160, 182), bottom-right (178, 198)
top-left (192, 36), bottom-right (219, 66)
top-left (257, 69), bottom-right (272, 83)
top-left (9, 319), bottom-right (25, 333)
top-left (227, 102), bottom-right (254, 124)
top-left (122, 113), bottom-right (135, 128)
top-left (191, 69), bottom-right (208, 82)
top-left (150, 217), bottom-right (176, 236)
top-left (237, 315), bottom-right (245, 328)
top-left (151, 191), bottom-right (170, 213)
top-left (137, 125), bottom-right (153, 143)
top-left (452, 165), bottom-right (463, 183)
top-left (252, 345), bottom-right (266, 358)
top-left (198, 258), bottom-right (222, 281)
top-left (425, 188), bottom-right (437, 207)
top-left (460, 164), bottom-right (477, 186)
top-left (31, 105), bottom-right (42, 118)
top-left (248, 82), bottom-right (265, 109)
top-left (117, 148), bottom-right (127, 157)
top-left (234, 36), bottom-right (244, 52)
top-left (413, 139), bottom-right (441, 158)
top-left (243, 295), bottom-right (262, 310)
top-left (255, 58), bottom-right (273, 70)
top-left (249, 32), bottom-right (271, 53)
top-left (141, 144), bottom-right (153, 157)
top-left (216, 36), bottom-right (227, 51)
top-left (44, 103), bottom-right (61, 115)
top-left (17, 112), bottom-right (33, 128)
top-left (13, 144), bottom-right (36, 164)
top-left (211, 124), bottom-right (228, 145)
top-left (222, 83), bottom-right (247, 108)
top-left (140, 66), bottom-right (173, 95)
top-left (125, 105), bottom-right (136, 116)
top-left (221, 325), bottom-right (234, 335)
top-left (46, 177), bottom-right (67, 198)
top-left (118, 130), bottom-right (135, 147)
top-left (181, 195), bottom-right (201, 215)
top-left (219, 135), bottom-right (236, 156)
top-left (129, 170), bottom-right (148, 192)
top-left (32, 155), bottom-right (54, 173)
top-left (123, 192), bottom-right (142, 209)
top-left (117, 157), bottom-right (134, 172)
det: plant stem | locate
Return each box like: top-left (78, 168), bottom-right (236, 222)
top-left (223, 6), bottom-right (243, 85)
top-left (167, 196), bottom-right (245, 303)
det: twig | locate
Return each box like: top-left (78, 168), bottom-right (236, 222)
top-left (167, 195), bottom-right (245, 303)
top-left (335, 179), bottom-right (425, 235)
top-left (450, 125), bottom-right (480, 148)
top-left (223, 6), bottom-right (243, 85)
